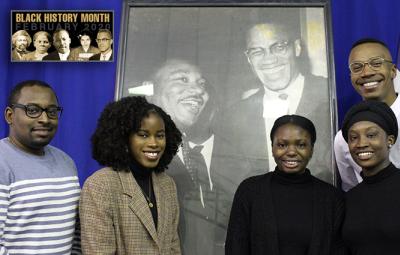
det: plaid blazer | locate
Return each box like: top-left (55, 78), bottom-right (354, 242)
top-left (80, 167), bottom-right (181, 255)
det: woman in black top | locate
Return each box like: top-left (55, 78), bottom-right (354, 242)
top-left (341, 101), bottom-right (400, 254)
top-left (225, 114), bottom-right (346, 255)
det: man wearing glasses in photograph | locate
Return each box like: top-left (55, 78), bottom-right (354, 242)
top-left (216, 14), bottom-right (331, 182)
top-left (334, 38), bottom-right (400, 191)
top-left (90, 29), bottom-right (113, 61)
top-left (0, 80), bottom-right (81, 254)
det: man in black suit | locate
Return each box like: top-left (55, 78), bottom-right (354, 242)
top-left (215, 15), bottom-right (332, 183)
top-left (43, 29), bottom-right (72, 61)
top-left (89, 29), bottom-right (113, 61)
top-left (151, 59), bottom-right (251, 255)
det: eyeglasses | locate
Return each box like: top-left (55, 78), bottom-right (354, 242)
top-left (245, 40), bottom-right (290, 59)
top-left (349, 57), bottom-right (393, 74)
top-left (95, 38), bottom-right (111, 43)
top-left (11, 103), bottom-right (63, 119)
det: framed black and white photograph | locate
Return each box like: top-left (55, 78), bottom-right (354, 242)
top-left (116, 0), bottom-right (336, 254)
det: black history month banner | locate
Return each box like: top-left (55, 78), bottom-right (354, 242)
top-left (11, 10), bottom-right (114, 62)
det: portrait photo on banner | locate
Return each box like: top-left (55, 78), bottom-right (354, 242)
top-left (11, 10), bottom-right (114, 62)
top-left (115, 0), bottom-right (337, 254)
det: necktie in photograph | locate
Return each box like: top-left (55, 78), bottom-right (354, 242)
top-left (188, 145), bottom-right (208, 187)
top-left (189, 145), bottom-right (209, 208)
top-left (183, 142), bottom-right (209, 208)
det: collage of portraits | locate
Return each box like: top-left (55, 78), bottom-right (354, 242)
top-left (2, 1), bottom-right (400, 255)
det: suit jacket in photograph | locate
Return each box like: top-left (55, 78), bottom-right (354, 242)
top-left (167, 134), bottom-right (254, 255)
top-left (42, 50), bottom-right (73, 61)
top-left (89, 51), bottom-right (113, 61)
top-left (215, 74), bottom-right (332, 183)
top-left (11, 48), bottom-right (30, 60)
top-left (79, 167), bottom-right (181, 255)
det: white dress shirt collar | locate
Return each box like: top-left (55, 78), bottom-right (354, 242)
top-left (100, 50), bottom-right (112, 61)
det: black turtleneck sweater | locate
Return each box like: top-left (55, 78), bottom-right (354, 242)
top-left (129, 161), bottom-right (158, 228)
top-left (343, 163), bottom-right (400, 254)
top-left (271, 169), bottom-right (313, 255)
top-left (226, 168), bottom-right (345, 255)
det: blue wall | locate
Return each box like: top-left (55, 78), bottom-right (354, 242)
top-left (332, 0), bottom-right (400, 123)
top-left (1, 0), bottom-right (399, 185)
top-left (1, 0), bottom-right (122, 184)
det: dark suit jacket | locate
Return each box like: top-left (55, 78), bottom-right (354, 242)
top-left (42, 51), bottom-right (73, 61)
top-left (89, 51), bottom-right (113, 61)
top-left (167, 134), bottom-right (253, 255)
top-left (215, 74), bottom-right (332, 183)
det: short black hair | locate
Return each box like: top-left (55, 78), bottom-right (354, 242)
top-left (91, 96), bottom-right (182, 172)
top-left (351, 38), bottom-right (389, 50)
top-left (52, 29), bottom-right (69, 40)
top-left (7, 80), bottom-right (57, 106)
top-left (97, 29), bottom-right (112, 39)
top-left (77, 30), bottom-right (93, 40)
top-left (270, 114), bottom-right (317, 146)
top-left (247, 8), bottom-right (301, 40)
top-left (33, 31), bottom-right (51, 43)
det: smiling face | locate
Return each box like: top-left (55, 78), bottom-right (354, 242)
top-left (34, 33), bottom-right (51, 54)
top-left (153, 61), bottom-right (209, 131)
top-left (348, 121), bottom-right (394, 176)
top-left (5, 85), bottom-right (59, 155)
top-left (349, 42), bottom-right (397, 105)
top-left (129, 113), bottom-right (166, 168)
top-left (272, 123), bottom-right (313, 174)
top-left (246, 23), bottom-right (301, 91)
